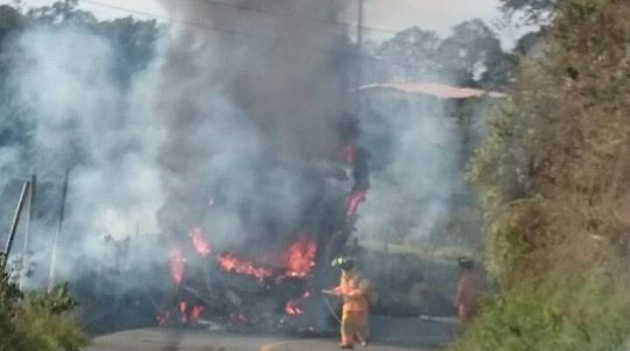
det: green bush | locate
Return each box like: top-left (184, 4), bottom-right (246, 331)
top-left (454, 269), bottom-right (630, 351)
top-left (460, 0), bottom-right (630, 349)
top-left (0, 257), bottom-right (87, 351)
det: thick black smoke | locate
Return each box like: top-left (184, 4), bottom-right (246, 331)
top-left (154, 0), bottom-right (356, 252)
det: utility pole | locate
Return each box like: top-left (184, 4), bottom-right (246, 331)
top-left (4, 181), bottom-right (30, 261)
top-left (357, 0), bottom-right (364, 58)
top-left (355, 0), bottom-right (365, 114)
top-left (356, 0), bottom-right (364, 87)
top-left (19, 174), bottom-right (36, 289)
top-left (48, 168), bottom-right (70, 292)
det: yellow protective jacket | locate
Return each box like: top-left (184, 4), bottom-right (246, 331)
top-left (332, 268), bottom-right (373, 313)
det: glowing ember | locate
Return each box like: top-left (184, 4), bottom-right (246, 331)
top-left (346, 189), bottom-right (367, 218)
top-left (190, 305), bottom-right (204, 324)
top-left (179, 301), bottom-right (188, 323)
top-left (156, 311), bottom-right (170, 327)
top-left (286, 235), bottom-right (317, 277)
top-left (217, 253), bottom-right (273, 280)
top-left (173, 301), bottom-right (204, 325)
top-left (168, 248), bottom-right (185, 286)
top-left (285, 300), bottom-right (304, 315)
top-left (189, 227), bottom-right (211, 257)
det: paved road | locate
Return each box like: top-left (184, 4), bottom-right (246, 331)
top-left (87, 328), bottom-right (279, 351)
top-left (86, 317), bottom-right (458, 351)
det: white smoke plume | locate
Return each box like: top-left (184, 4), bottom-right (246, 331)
top-left (357, 95), bottom-right (464, 243)
top-left (0, 0), bottom-right (476, 296)
top-left (0, 0), bottom-right (355, 287)
top-left (1, 26), bottom-right (166, 285)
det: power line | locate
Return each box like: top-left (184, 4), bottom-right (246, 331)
top-left (80, 0), bottom-right (351, 54)
top-left (78, 0), bottom-right (413, 69)
top-left (161, 0), bottom-right (400, 36)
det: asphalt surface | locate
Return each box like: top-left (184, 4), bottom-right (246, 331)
top-left (87, 328), bottom-right (280, 351)
top-left (86, 317), bottom-right (459, 351)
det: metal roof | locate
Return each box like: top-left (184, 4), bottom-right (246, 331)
top-left (360, 82), bottom-right (507, 99)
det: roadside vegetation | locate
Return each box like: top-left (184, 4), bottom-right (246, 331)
top-left (457, 0), bottom-right (630, 349)
top-left (0, 256), bottom-right (86, 351)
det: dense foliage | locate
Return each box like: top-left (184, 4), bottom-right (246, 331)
top-left (365, 20), bottom-right (516, 90)
top-left (0, 1), bottom-right (159, 347)
top-left (460, 0), bottom-right (630, 349)
top-left (0, 256), bottom-right (86, 351)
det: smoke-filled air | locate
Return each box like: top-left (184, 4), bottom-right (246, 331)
top-left (0, 0), bottom-right (504, 331)
top-left (3, 0), bottom-right (627, 350)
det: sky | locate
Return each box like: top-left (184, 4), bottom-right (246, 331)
top-left (2, 0), bottom-right (528, 45)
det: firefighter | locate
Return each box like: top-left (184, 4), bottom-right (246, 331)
top-left (455, 257), bottom-right (483, 324)
top-left (323, 257), bottom-right (374, 349)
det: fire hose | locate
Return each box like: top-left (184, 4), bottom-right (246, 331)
top-left (321, 293), bottom-right (367, 345)
top-left (322, 294), bottom-right (342, 323)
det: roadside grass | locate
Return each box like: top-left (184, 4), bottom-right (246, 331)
top-left (453, 268), bottom-right (630, 351)
top-left (0, 257), bottom-right (87, 351)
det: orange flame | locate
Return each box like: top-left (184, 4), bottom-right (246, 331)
top-left (190, 305), bottom-right (204, 324)
top-left (179, 301), bottom-right (188, 323)
top-left (168, 248), bottom-right (185, 286)
top-left (286, 235), bottom-right (317, 277)
top-left (189, 227), bottom-right (211, 256)
top-left (346, 189), bottom-right (367, 218)
top-left (174, 301), bottom-right (204, 325)
top-left (285, 299), bottom-right (304, 315)
top-left (217, 253), bottom-right (273, 280)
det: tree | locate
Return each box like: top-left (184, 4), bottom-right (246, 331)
top-left (365, 20), bottom-right (515, 90)
top-left (460, 0), bottom-right (630, 348)
top-left (438, 19), bottom-right (512, 88)
top-left (512, 30), bottom-right (544, 55)
top-left (25, 0), bottom-right (96, 26)
top-left (0, 1), bottom-right (159, 162)
top-left (0, 5), bottom-right (23, 80)
top-left (500, 0), bottom-right (558, 23)
top-left (0, 5), bottom-right (21, 42)
top-left (94, 17), bottom-right (159, 85)
top-left (373, 27), bottom-right (441, 81)
top-left (22, 1), bottom-right (159, 85)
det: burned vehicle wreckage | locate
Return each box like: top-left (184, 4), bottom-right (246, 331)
top-left (150, 117), bottom-right (370, 333)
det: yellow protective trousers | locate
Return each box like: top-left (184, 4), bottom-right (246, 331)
top-left (341, 310), bottom-right (369, 346)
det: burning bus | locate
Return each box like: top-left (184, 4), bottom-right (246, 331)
top-left (153, 115), bottom-right (370, 333)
